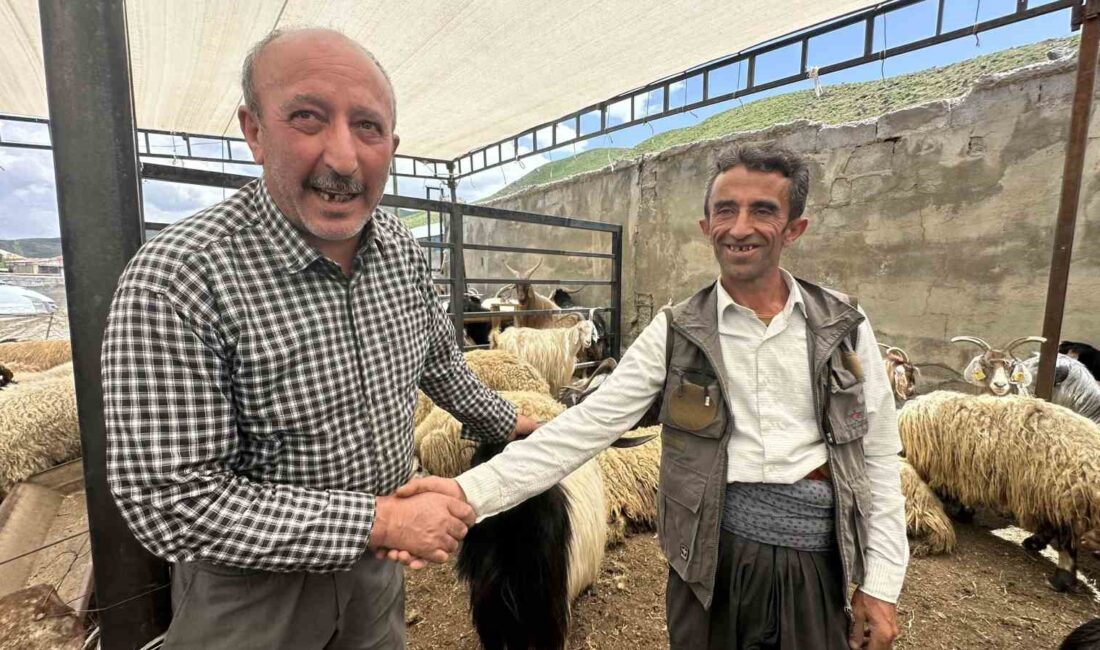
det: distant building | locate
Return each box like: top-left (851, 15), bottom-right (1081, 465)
top-left (6, 256), bottom-right (64, 275)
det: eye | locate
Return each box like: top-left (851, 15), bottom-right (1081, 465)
top-left (289, 110), bottom-right (320, 122)
top-left (357, 120), bottom-right (381, 132)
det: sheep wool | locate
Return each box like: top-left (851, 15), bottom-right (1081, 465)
top-left (0, 340), bottom-right (72, 373)
top-left (899, 392), bottom-right (1100, 566)
top-left (596, 426), bottom-right (661, 545)
top-left (490, 321), bottom-right (595, 394)
top-left (413, 350), bottom-right (551, 429)
top-left (0, 370), bottom-right (80, 496)
top-left (899, 457), bottom-right (956, 556)
top-left (415, 391), bottom-right (565, 478)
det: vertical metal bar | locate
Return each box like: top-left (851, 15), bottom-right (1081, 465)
top-left (800, 38), bottom-right (809, 74)
top-left (936, 0), bottom-right (945, 35)
top-left (663, 82), bottom-right (671, 112)
top-left (1036, 0), bottom-right (1099, 399)
top-left (38, 0), bottom-right (171, 647)
top-left (746, 55), bottom-right (756, 91)
top-left (184, 134), bottom-right (192, 157)
top-left (447, 163), bottom-right (466, 346)
top-left (600, 104), bottom-right (607, 131)
top-left (864, 16), bottom-right (876, 56)
top-left (703, 69), bottom-right (710, 100)
top-left (610, 228), bottom-right (623, 359)
top-left (1017, 0), bottom-right (1029, 13)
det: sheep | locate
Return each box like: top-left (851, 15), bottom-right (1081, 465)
top-left (0, 340), bottom-right (72, 373)
top-left (0, 369), bottom-right (80, 496)
top-left (898, 390), bottom-right (1100, 590)
top-left (1022, 353), bottom-right (1100, 426)
top-left (879, 344), bottom-right (919, 407)
top-left (899, 457), bottom-right (956, 556)
top-left (503, 260), bottom-right (581, 329)
top-left (1060, 341), bottom-right (1100, 381)
top-left (952, 335), bottom-right (1045, 397)
top-left (1060, 618), bottom-right (1100, 650)
top-left (457, 442), bottom-right (606, 650)
top-left (0, 363), bottom-right (12, 389)
top-left (413, 350), bottom-right (551, 429)
top-left (595, 425), bottom-right (660, 545)
top-left (551, 287), bottom-right (609, 363)
top-left (490, 321), bottom-right (596, 394)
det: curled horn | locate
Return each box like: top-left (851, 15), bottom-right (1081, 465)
top-left (951, 336), bottom-right (992, 352)
top-left (560, 286), bottom-right (585, 295)
top-left (493, 284), bottom-right (515, 298)
top-left (504, 260), bottom-right (521, 278)
top-left (877, 343), bottom-right (910, 363)
top-left (1005, 336), bottom-right (1046, 357)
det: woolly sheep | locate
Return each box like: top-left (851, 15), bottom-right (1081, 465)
top-left (1022, 353), bottom-right (1100, 426)
top-left (413, 350), bottom-right (551, 429)
top-left (899, 391), bottom-right (1100, 590)
top-left (490, 321), bottom-right (596, 394)
top-left (0, 340), bottom-right (72, 373)
top-left (596, 425), bottom-right (660, 545)
top-left (0, 369), bottom-right (80, 496)
top-left (899, 457), bottom-right (956, 556)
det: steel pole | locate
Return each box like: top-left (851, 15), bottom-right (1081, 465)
top-left (39, 0), bottom-right (171, 647)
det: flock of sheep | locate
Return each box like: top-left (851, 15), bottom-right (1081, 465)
top-left (885, 336), bottom-right (1100, 592)
top-left (5, 288), bottom-right (1100, 649)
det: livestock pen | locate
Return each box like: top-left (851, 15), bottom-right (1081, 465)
top-left (2, 1), bottom-right (1099, 648)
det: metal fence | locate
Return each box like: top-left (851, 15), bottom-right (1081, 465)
top-left (141, 163), bottom-right (624, 361)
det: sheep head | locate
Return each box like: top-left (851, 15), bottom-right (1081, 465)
top-left (878, 343), bottom-right (919, 402)
top-left (952, 335), bottom-right (1045, 397)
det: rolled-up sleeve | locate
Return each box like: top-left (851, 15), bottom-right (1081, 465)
top-left (103, 285), bottom-right (375, 572)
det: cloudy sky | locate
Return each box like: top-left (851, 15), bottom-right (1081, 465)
top-left (0, 6), bottom-right (1068, 240)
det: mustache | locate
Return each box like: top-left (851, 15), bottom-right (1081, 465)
top-left (308, 173), bottom-right (365, 194)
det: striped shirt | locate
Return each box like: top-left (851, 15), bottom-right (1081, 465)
top-left (102, 179), bottom-right (516, 573)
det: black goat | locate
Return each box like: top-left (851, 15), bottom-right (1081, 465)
top-left (1061, 341), bottom-right (1100, 381)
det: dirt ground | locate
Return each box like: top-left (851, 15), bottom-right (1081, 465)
top-left (406, 513), bottom-right (1100, 650)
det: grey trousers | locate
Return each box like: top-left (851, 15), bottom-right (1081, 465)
top-left (666, 531), bottom-right (849, 650)
top-left (164, 554), bottom-right (405, 650)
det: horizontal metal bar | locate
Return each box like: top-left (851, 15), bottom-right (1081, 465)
top-left (141, 163), bottom-right (254, 187)
top-left (461, 203), bottom-right (619, 233)
top-left (465, 278), bottom-right (612, 286)
top-left (431, 277), bottom-right (456, 284)
top-left (452, 0), bottom-right (1076, 179)
top-left (458, 307), bottom-right (612, 318)
top-left (461, 243), bottom-right (614, 259)
top-left (0, 140), bottom-right (52, 151)
top-left (145, 221), bottom-right (171, 232)
top-left (417, 241), bottom-right (453, 249)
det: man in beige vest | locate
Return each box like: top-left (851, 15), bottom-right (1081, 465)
top-left (397, 144), bottom-right (907, 649)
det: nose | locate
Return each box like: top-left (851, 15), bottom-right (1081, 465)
top-left (322, 122), bottom-right (359, 177)
top-left (728, 208), bottom-right (755, 239)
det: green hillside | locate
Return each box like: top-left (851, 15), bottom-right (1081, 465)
top-left (485, 36), bottom-right (1078, 200)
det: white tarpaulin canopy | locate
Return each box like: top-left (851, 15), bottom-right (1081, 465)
top-left (1, 0), bottom-right (878, 160)
top-left (0, 285), bottom-right (57, 316)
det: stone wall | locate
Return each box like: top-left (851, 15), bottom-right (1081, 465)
top-left (474, 56), bottom-right (1100, 370)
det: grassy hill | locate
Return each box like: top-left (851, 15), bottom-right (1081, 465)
top-left (485, 36), bottom-right (1078, 200)
top-left (0, 238), bottom-right (63, 259)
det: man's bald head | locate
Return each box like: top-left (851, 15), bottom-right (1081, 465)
top-left (241, 27), bottom-right (396, 124)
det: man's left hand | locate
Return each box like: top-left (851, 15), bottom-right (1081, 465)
top-left (848, 590), bottom-right (899, 650)
top-left (509, 414), bottom-right (542, 440)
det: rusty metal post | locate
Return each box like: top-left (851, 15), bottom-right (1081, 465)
top-left (1036, 0), bottom-right (1100, 399)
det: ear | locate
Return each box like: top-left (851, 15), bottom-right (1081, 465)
top-left (698, 218), bottom-right (711, 238)
top-left (963, 357), bottom-right (986, 386)
top-left (1010, 362), bottom-right (1033, 387)
top-left (782, 217), bottom-right (809, 246)
top-left (239, 106), bottom-right (265, 165)
top-left (391, 133), bottom-right (401, 155)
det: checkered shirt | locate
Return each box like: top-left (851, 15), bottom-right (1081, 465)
top-left (102, 179), bottom-right (516, 572)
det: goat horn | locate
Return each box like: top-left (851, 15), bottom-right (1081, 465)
top-left (524, 258), bottom-right (543, 279)
top-left (951, 336), bottom-right (992, 352)
top-left (1005, 336), bottom-right (1046, 356)
top-left (503, 260), bottom-right (521, 278)
top-left (494, 284), bottom-right (515, 298)
top-left (877, 343), bottom-right (910, 362)
top-left (561, 286), bottom-right (585, 295)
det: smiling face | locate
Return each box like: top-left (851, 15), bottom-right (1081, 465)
top-left (239, 30), bottom-right (399, 248)
top-left (698, 165), bottom-right (808, 286)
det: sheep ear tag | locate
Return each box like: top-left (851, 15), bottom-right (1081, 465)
top-left (1011, 366), bottom-right (1032, 386)
top-left (973, 368), bottom-right (986, 382)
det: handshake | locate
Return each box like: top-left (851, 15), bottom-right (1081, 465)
top-left (369, 475), bottom-right (469, 570)
top-left (368, 414), bottom-right (543, 569)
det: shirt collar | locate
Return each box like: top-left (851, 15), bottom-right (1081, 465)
top-left (716, 269), bottom-right (806, 322)
top-left (253, 178), bottom-right (387, 274)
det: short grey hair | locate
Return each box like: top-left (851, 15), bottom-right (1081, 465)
top-left (241, 27), bottom-right (397, 125)
top-left (703, 144), bottom-right (810, 220)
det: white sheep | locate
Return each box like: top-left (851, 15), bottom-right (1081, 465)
top-left (490, 321), bottom-right (596, 394)
top-left (0, 369), bottom-right (80, 496)
top-left (413, 350), bottom-right (551, 429)
top-left (899, 457), bottom-right (956, 556)
top-left (899, 391), bottom-right (1100, 590)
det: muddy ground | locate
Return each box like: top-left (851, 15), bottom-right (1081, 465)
top-left (407, 513), bottom-right (1099, 650)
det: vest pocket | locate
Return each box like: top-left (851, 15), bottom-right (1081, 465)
top-left (663, 368), bottom-right (722, 437)
top-left (658, 457), bottom-right (708, 579)
top-left (826, 363), bottom-right (869, 444)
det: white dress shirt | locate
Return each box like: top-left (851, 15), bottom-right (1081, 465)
top-left (457, 271), bottom-right (909, 602)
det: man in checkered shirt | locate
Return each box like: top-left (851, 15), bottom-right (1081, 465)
top-left (102, 28), bottom-right (538, 649)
